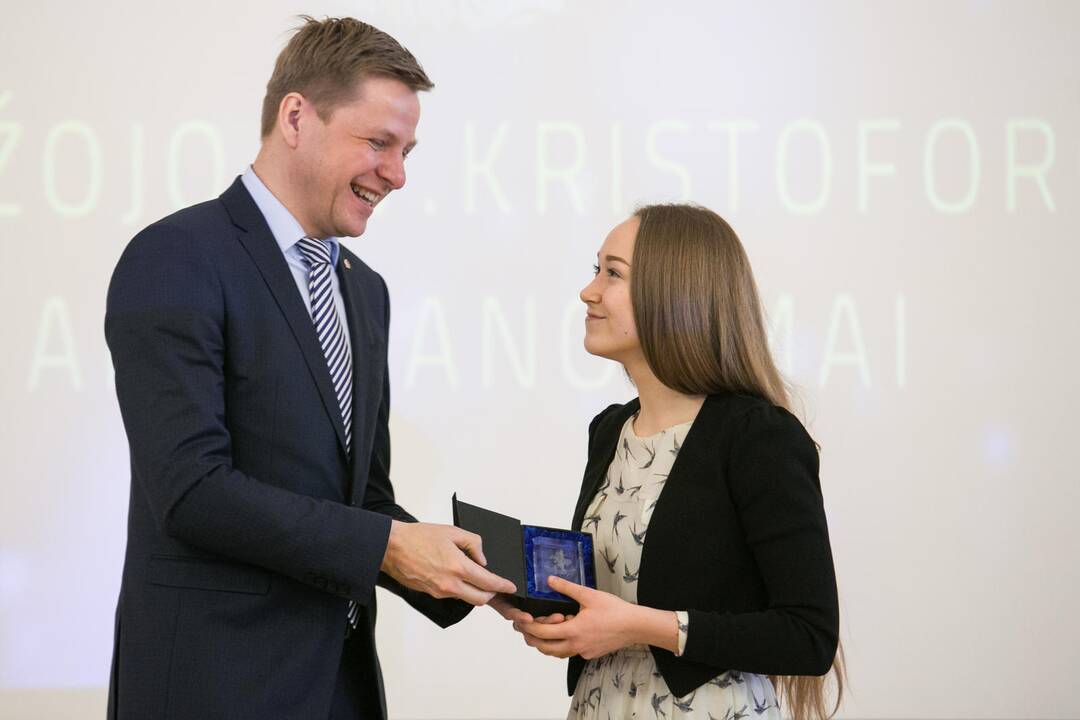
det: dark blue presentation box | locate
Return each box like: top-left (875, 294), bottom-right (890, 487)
top-left (452, 494), bottom-right (596, 616)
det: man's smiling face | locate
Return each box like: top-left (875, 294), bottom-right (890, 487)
top-left (293, 75), bottom-right (420, 239)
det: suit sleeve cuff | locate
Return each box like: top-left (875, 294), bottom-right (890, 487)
top-left (338, 507), bottom-right (393, 604)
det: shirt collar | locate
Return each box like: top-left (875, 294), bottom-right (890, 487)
top-left (241, 165), bottom-right (340, 266)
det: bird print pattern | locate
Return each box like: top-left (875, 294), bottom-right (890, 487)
top-left (568, 415), bottom-right (781, 720)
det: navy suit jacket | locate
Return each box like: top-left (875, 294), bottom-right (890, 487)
top-left (104, 178), bottom-right (469, 719)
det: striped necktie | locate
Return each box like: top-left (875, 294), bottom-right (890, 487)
top-left (297, 236), bottom-right (353, 456)
top-left (297, 236), bottom-right (360, 631)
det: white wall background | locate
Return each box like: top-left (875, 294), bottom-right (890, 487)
top-left (1, 1), bottom-right (1078, 717)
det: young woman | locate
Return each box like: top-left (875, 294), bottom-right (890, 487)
top-left (501, 204), bottom-right (844, 720)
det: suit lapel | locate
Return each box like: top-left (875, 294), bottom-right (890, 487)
top-left (219, 178), bottom-right (349, 456)
top-left (335, 252), bottom-right (379, 495)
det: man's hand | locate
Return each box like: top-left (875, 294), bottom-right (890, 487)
top-left (380, 521), bottom-right (516, 605)
top-left (489, 594), bottom-right (533, 623)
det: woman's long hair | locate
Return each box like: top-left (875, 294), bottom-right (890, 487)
top-left (630, 203), bottom-right (846, 720)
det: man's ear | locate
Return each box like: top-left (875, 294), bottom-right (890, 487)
top-left (277, 92), bottom-right (305, 149)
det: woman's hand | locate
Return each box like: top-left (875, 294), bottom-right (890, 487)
top-left (512, 576), bottom-right (638, 660)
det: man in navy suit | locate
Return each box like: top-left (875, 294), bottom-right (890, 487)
top-left (104, 17), bottom-right (514, 719)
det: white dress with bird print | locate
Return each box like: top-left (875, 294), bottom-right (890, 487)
top-left (568, 415), bottom-right (781, 720)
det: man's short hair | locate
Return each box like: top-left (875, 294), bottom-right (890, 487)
top-left (260, 16), bottom-right (433, 138)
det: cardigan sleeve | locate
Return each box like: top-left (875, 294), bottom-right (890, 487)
top-left (680, 404), bottom-right (839, 676)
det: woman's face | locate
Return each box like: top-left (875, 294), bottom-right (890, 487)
top-left (580, 216), bottom-right (642, 364)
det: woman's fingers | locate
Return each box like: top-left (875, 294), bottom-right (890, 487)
top-left (534, 613), bottom-right (567, 624)
top-left (513, 620), bottom-right (572, 641)
top-left (520, 631), bottom-right (574, 658)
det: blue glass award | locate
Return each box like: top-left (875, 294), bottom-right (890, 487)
top-left (452, 494), bottom-right (596, 615)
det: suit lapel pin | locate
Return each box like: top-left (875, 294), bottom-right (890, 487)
top-left (343, 258), bottom-right (352, 270)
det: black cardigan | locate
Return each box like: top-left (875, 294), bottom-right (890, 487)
top-left (567, 392), bottom-right (839, 698)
